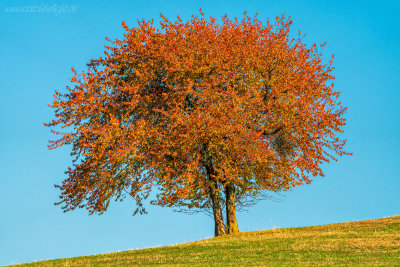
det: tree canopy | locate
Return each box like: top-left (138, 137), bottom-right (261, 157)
top-left (46, 10), bottom-right (350, 236)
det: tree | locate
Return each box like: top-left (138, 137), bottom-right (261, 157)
top-left (45, 10), bottom-right (350, 237)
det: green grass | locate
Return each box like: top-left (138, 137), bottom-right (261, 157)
top-left (14, 216), bottom-right (400, 266)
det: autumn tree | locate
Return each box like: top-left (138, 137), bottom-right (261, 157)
top-left (46, 10), bottom-right (350, 237)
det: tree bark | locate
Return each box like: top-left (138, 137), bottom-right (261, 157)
top-left (225, 183), bottom-right (240, 234)
top-left (200, 142), bottom-right (225, 236)
top-left (205, 164), bottom-right (226, 237)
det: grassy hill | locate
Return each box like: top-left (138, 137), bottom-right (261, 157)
top-left (15, 216), bottom-right (400, 266)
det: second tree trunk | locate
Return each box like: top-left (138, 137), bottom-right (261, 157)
top-left (225, 183), bottom-right (240, 234)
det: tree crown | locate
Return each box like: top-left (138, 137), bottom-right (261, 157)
top-left (46, 11), bottom-right (350, 215)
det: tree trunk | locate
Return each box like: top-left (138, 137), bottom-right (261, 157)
top-left (201, 143), bottom-right (225, 237)
top-left (208, 181), bottom-right (225, 236)
top-left (205, 164), bottom-right (225, 237)
top-left (225, 183), bottom-right (240, 234)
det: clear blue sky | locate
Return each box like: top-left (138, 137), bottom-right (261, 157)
top-left (1, 0), bottom-right (399, 265)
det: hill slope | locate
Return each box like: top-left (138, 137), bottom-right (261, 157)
top-left (16, 216), bottom-right (400, 266)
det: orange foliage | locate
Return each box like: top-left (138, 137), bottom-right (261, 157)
top-left (45, 11), bottom-right (350, 216)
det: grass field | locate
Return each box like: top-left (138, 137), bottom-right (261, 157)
top-left (15, 216), bottom-right (400, 266)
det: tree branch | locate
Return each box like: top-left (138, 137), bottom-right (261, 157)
top-left (262, 126), bottom-right (283, 136)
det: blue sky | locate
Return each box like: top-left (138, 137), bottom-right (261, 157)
top-left (0, 0), bottom-right (399, 265)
